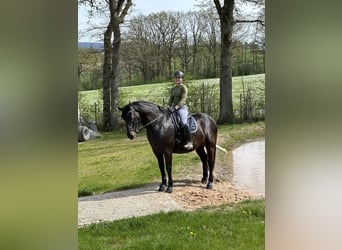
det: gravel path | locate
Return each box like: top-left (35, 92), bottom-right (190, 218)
top-left (78, 180), bottom-right (262, 228)
top-left (78, 184), bottom-right (182, 227)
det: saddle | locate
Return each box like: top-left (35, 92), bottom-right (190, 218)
top-left (169, 110), bottom-right (198, 145)
top-left (187, 116), bottom-right (197, 133)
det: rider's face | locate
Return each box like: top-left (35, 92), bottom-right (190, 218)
top-left (175, 77), bottom-right (183, 85)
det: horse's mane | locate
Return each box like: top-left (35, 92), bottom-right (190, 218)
top-left (131, 101), bottom-right (167, 114)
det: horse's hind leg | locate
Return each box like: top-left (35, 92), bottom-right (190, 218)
top-left (154, 151), bottom-right (167, 192)
top-left (206, 144), bottom-right (216, 189)
top-left (164, 153), bottom-right (173, 193)
top-left (196, 146), bottom-right (208, 184)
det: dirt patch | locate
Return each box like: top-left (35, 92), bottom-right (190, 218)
top-left (171, 181), bottom-right (259, 210)
top-left (170, 135), bottom-right (265, 210)
top-left (78, 180), bottom-right (260, 227)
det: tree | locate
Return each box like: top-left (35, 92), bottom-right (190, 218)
top-left (213, 0), bottom-right (235, 124)
top-left (78, 47), bottom-right (103, 91)
top-left (79, 0), bottom-right (132, 131)
top-left (213, 0), bottom-right (264, 124)
top-left (188, 11), bottom-right (205, 77)
top-left (202, 11), bottom-right (220, 77)
top-left (102, 20), bottom-right (112, 131)
top-left (107, 0), bottom-right (132, 130)
top-left (122, 15), bottom-right (161, 84)
top-left (122, 12), bottom-right (182, 82)
top-left (154, 11), bottom-right (181, 79)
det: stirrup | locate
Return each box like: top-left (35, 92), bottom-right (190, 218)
top-left (184, 143), bottom-right (193, 149)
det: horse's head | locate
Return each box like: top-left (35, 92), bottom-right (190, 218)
top-left (119, 104), bottom-right (141, 140)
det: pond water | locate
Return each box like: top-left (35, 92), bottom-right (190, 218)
top-left (226, 139), bottom-right (265, 196)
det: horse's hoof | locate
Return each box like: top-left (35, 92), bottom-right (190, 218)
top-left (206, 182), bottom-right (213, 189)
top-left (201, 178), bottom-right (208, 184)
top-left (158, 184), bottom-right (167, 192)
top-left (166, 187), bottom-right (173, 193)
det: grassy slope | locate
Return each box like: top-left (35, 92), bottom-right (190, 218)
top-left (78, 73), bottom-right (265, 109)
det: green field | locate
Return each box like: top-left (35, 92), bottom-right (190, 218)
top-left (79, 73), bottom-right (265, 105)
top-left (78, 74), bottom-right (265, 122)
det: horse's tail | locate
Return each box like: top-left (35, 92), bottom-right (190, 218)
top-left (216, 144), bottom-right (227, 153)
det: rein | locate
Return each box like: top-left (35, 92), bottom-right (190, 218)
top-left (137, 115), bottom-right (163, 131)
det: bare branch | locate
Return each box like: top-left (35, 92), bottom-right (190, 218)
top-left (119, 0), bottom-right (133, 24)
top-left (234, 19), bottom-right (265, 26)
top-left (213, 0), bottom-right (222, 15)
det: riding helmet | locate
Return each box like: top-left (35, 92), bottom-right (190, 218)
top-left (174, 70), bottom-right (184, 78)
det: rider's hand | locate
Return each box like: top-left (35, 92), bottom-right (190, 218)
top-left (175, 105), bottom-right (180, 110)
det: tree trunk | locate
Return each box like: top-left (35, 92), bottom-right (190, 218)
top-left (213, 41), bottom-right (217, 77)
top-left (110, 15), bottom-right (121, 129)
top-left (102, 24), bottom-right (112, 131)
top-left (108, 0), bottom-right (132, 129)
top-left (215, 0), bottom-right (235, 124)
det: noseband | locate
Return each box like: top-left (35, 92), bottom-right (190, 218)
top-left (125, 108), bottom-right (140, 133)
top-left (124, 105), bottom-right (162, 133)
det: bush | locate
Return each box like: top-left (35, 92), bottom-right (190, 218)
top-left (187, 82), bottom-right (220, 119)
top-left (239, 78), bottom-right (265, 122)
top-left (78, 91), bottom-right (103, 128)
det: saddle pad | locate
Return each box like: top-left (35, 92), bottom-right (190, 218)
top-left (187, 116), bottom-right (198, 133)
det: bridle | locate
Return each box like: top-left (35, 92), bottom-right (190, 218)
top-left (125, 109), bottom-right (140, 133)
top-left (124, 105), bottom-right (162, 134)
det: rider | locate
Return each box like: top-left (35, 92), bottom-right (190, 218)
top-left (167, 70), bottom-right (193, 150)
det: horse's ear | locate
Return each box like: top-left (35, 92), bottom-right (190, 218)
top-left (118, 107), bottom-right (123, 111)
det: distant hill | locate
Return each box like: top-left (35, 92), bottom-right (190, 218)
top-left (78, 42), bottom-right (103, 50)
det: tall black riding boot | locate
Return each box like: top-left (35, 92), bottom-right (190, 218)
top-left (183, 124), bottom-right (193, 149)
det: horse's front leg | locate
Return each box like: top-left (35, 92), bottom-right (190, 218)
top-left (164, 152), bottom-right (173, 193)
top-left (154, 151), bottom-right (167, 192)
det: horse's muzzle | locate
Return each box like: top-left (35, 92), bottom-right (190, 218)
top-left (127, 130), bottom-right (136, 140)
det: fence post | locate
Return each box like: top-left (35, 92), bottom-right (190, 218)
top-left (239, 93), bottom-right (243, 121)
top-left (94, 102), bottom-right (97, 125)
top-left (201, 83), bottom-right (205, 113)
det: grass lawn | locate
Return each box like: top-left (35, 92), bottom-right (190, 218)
top-left (78, 200), bottom-right (265, 250)
top-left (78, 199), bottom-right (264, 250)
top-left (78, 122), bottom-right (264, 196)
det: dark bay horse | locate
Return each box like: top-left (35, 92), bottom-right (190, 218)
top-left (119, 101), bottom-right (217, 193)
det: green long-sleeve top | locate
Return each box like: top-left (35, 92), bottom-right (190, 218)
top-left (167, 83), bottom-right (188, 107)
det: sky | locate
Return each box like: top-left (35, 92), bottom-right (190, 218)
top-left (78, 0), bottom-right (199, 42)
top-left (132, 0), bottom-right (199, 15)
top-left (78, 0), bottom-right (260, 43)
